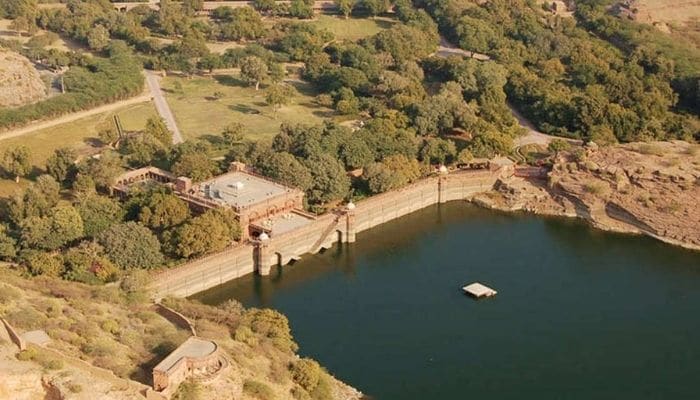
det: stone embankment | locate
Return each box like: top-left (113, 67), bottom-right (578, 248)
top-left (473, 141), bottom-right (700, 251)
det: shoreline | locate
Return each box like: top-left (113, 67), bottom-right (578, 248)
top-left (470, 177), bottom-right (700, 253)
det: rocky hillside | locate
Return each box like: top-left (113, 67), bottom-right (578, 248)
top-left (474, 141), bottom-right (700, 250)
top-left (0, 50), bottom-right (47, 108)
top-left (0, 268), bottom-right (362, 400)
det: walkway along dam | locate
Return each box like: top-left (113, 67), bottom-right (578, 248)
top-left (149, 163), bottom-right (514, 299)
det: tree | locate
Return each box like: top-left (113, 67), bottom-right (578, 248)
top-left (335, 0), bottom-right (355, 19)
top-left (97, 222), bottom-right (164, 269)
top-left (0, 224), bottom-right (17, 261)
top-left (137, 191), bottom-right (190, 230)
top-left (87, 25), bottom-right (110, 51)
top-left (257, 152), bottom-right (313, 191)
top-left (76, 195), bottom-right (124, 238)
top-left (80, 151), bottom-right (123, 190)
top-left (302, 154), bottom-right (350, 204)
top-left (72, 174), bottom-right (96, 200)
top-left (265, 84), bottom-right (295, 112)
top-left (240, 56), bottom-right (269, 90)
top-left (171, 152), bottom-right (219, 181)
top-left (1, 146), bottom-right (31, 183)
top-left (364, 154), bottom-right (421, 193)
top-left (269, 63), bottom-right (286, 83)
top-left (6, 175), bottom-right (61, 226)
top-left (221, 123), bottom-right (245, 146)
top-left (63, 241), bottom-right (119, 283)
top-left (99, 126), bottom-right (119, 147)
top-left (145, 117), bottom-right (173, 147)
top-left (339, 138), bottom-right (373, 170)
top-left (289, 0), bottom-right (314, 19)
top-left (46, 147), bottom-right (77, 186)
top-left (361, 0), bottom-right (389, 17)
top-left (420, 138), bottom-right (457, 164)
top-left (20, 205), bottom-right (84, 251)
top-left (173, 208), bottom-right (240, 258)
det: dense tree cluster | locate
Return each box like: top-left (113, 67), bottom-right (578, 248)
top-left (419, 0), bottom-right (699, 142)
top-left (0, 139), bottom-right (246, 283)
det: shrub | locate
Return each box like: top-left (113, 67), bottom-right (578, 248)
top-left (240, 308), bottom-right (297, 353)
top-left (290, 358), bottom-right (322, 392)
top-left (0, 283), bottom-right (21, 303)
top-left (242, 380), bottom-right (274, 400)
top-left (101, 319), bottom-right (121, 335)
top-left (24, 252), bottom-right (63, 277)
top-left (16, 347), bottom-right (38, 361)
top-left (173, 379), bottom-right (202, 400)
top-left (66, 382), bottom-right (82, 393)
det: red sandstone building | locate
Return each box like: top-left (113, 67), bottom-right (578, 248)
top-left (112, 162), bottom-right (309, 240)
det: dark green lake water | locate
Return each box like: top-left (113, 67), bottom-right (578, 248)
top-left (195, 203), bottom-right (700, 399)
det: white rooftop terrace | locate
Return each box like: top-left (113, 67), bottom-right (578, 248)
top-left (197, 172), bottom-right (291, 209)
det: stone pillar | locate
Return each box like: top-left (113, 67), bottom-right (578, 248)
top-left (438, 176), bottom-right (447, 204)
top-left (345, 202), bottom-right (356, 243)
top-left (346, 212), bottom-right (356, 243)
top-left (438, 165), bottom-right (449, 204)
top-left (256, 235), bottom-right (273, 276)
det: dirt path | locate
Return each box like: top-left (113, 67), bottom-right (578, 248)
top-left (0, 95), bottom-right (151, 142)
top-left (435, 36), bottom-right (491, 60)
top-left (146, 71), bottom-right (184, 144)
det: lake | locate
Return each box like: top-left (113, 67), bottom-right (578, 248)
top-left (195, 202), bottom-right (700, 399)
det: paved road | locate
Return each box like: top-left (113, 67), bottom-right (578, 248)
top-left (0, 95), bottom-right (151, 142)
top-left (146, 71), bottom-right (184, 144)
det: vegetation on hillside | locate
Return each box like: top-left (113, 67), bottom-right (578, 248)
top-left (418, 0), bottom-right (699, 143)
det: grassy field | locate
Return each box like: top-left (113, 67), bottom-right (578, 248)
top-left (309, 14), bottom-right (395, 41)
top-left (0, 102), bottom-right (157, 198)
top-left (162, 74), bottom-right (334, 141)
top-left (265, 14), bottom-right (395, 42)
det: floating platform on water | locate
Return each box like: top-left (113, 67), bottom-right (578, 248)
top-left (462, 282), bottom-right (497, 298)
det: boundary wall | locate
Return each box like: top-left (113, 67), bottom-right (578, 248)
top-left (150, 168), bottom-right (508, 299)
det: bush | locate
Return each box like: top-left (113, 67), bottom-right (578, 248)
top-left (101, 319), bottom-right (121, 335)
top-left (173, 379), bottom-right (202, 400)
top-left (242, 380), bottom-right (274, 400)
top-left (290, 358), bottom-right (322, 392)
top-left (240, 308), bottom-right (297, 353)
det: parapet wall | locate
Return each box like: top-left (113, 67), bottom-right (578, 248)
top-left (150, 169), bottom-right (505, 298)
top-left (153, 244), bottom-right (256, 298)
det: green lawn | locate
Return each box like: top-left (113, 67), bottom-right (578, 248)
top-left (0, 102), bottom-right (157, 198)
top-left (309, 15), bottom-right (396, 41)
top-left (162, 74), bottom-right (335, 141)
top-left (265, 14), bottom-right (395, 42)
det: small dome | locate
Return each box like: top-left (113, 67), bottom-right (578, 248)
top-left (346, 201), bottom-right (356, 210)
top-left (259, 232), bottom-right (270, 241)
top-left (438, 165), bottom-right (448, 173)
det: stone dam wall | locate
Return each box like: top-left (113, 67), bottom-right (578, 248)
top-left (150, 169), bottom-right (507, 299)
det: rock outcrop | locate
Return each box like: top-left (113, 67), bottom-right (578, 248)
top-left (0, 50), bottom-right (47, 108)
top-left (474, 141), bottom-right (700, 251)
